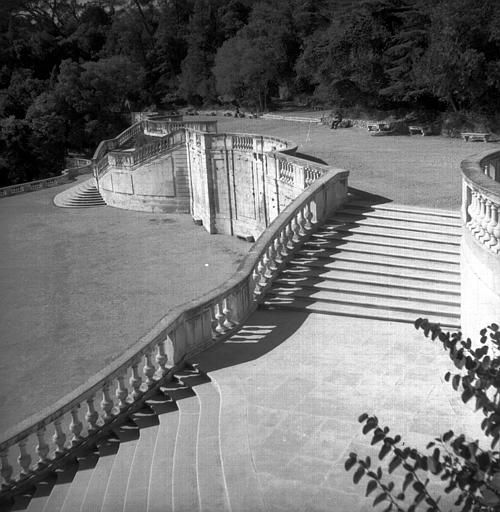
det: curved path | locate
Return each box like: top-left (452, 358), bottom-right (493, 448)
top-left (0, 177), bottom-right (249, 432)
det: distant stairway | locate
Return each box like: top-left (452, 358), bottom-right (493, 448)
top-left (263, 201), bottom-right (462, 329)
top-left (54, 178), bottom-right (106, 208)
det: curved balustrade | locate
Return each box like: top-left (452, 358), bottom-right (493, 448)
top-left (0, 165), bottom-right (348, 496)
top-left (460, 149), bottom-right (500, 338)
top-left (0, 158), bottom-right (92, 198)
top-left (461, 149), bottom-right (500, 254)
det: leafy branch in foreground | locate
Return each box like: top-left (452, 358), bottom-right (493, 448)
top-left (345, 320), bottom-right (500, 512)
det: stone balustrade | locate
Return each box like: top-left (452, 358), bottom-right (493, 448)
top-left (143, 119), bottom-right (217, 137)
top-left (460, 149), bottom-right (500, 337)
top-left (0, 158), bottom-right (92, 198)
top-left (92, 121), bottom-right (144, 178)
top-left (107, 131), bottom-right (186, 170)
top-left (0, 167), bottom-right (348, 496)
top-left (462, 149), bottom-right (500, 254)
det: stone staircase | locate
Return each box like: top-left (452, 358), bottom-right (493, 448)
top-left (264, 201), bottom-right (461, 329)
top-left (53, 179), bottom-right (106, 208)
top-left (1, 365), bottom-right (243, 512)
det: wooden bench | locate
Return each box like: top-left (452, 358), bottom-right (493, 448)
top-left (461, 132), bottom-right (492, 142)
top-left (367, 122), bottom-right (390, 132)
top-left (409, 125), bottom-right (432, 136)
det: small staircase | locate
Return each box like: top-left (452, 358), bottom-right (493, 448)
top-left (263, 201), bottom-right (462, 329)
top-left (53, 179), bottom-right (106, 208)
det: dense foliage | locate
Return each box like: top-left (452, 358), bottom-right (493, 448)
top-left (346, 320), bottom-right (500, 511)
top-left (1, 0), bottom-right (500, 185)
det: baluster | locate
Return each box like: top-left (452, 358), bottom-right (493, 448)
top-left (473, 194), bottom-right (486, 238)
top-left (274, 236), bottom-right (284, 266)
top-left (86, 395), bottom-right (99, 433)
top-left (210, 306), bottom-right (220, 339)
top-left (0, 449), bottom-right (14, 486)
top-left (116, 375), bottom-right (129, 410)
top-left (297, 208), bottom-right (308, 236)
top-left (466, 190), bottom-right (478, 231)
top-left (267, 243), bottom-right (277, 274)
top-left (143, 349), bottom-right (156, 388)
top-left (304, 201), bottom-right (314, 231)
top-left (18, 440), bottom-right (32, 477)
top-left (215, 302), bottom-right (227, 335)
top-left (70, 406), bottom-right (84, 445)
top-left (53, 419), bottom-right (66, 456)
top-left (489, 203), bottom-right (500, 253)
top-left (292, 215), bottom-right (302, 243)
top-left (101, 382), bottom-right (114, 422)
top-left (222, 297), bottom-right (234, 329)
top-left (479, 199), bottom-right (492, 243)
top-left (129, 362), bottom-right (142, 400)
top-left (36, 427), bottom-right (50, 467)
top-left (156, 341), bottom-right (168, 377)
top-left (284, 224), bottom-right (294, 253)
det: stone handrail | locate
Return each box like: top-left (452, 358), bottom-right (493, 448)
top-left (107, 130), bottom-right (186, 170)
top-left (0, 158), bottom-right (92, 198)
top-left (143, 118), bottom-right (217, 136)
top-left (461, 149), bottom-right (500, 254)
top-left (0, 163), bottom-right (348, 495)
top-left (272, 152), bottom-right (328, 188)
top-left (92, 122), bottom-right (144, 177)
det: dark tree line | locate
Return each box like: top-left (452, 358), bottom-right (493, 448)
top-left (1, 0), bottom-right (499, 186)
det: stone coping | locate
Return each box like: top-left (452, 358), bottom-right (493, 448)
top-left (461, 149), bottom-right (500, 203)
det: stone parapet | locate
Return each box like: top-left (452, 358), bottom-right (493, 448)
top-left (460, 149), bottom-right (500, 337)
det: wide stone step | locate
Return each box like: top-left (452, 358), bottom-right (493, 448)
top-left (101, 406), bottom-right (158, 512)
top-left (338, 204), bottom-right (462, 227)
top-left (281, 266), bottom-right (460, 295)
top-left (290, 256), bottom-right (460, 282)
top-left (310, 230), bottom-right (459, 254)
top-left (170, 380), bottom-right (201, 512)
top-left (325, 215), bottom-right (462, 237)
top-left (325, 223), bottom-right (460, 245)
top-left (273, 277), bottom-right (460, 306)
top-left (145, 390), bottom-right (180, 512)
top-left (177, 368), bottom-right (230, 512)
top-left (347, 200), bottom-right (461, 220)
top-left (263, 296), bottom-right (460, 329)
top-left (296, 249), bottom-right (459, 273)
top-left (303, 238), bottom-right (460, 263)
top-left (267, 286), bottom-right (460, 317)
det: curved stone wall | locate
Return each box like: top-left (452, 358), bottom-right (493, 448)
top-left (99, 144), bottom-right (191, 213)
top-left (460, 150), bottom-right (500, 338)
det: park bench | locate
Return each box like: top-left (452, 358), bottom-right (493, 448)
top-left (367, 122), bottom-right (391, 132)
top-left (409, 125), bottom-right (432, 136)
top-left (461, 132), bottom-right (492, 142)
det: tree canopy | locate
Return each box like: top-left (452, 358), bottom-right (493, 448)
top-left (1, 0), bottom-right (499, 185)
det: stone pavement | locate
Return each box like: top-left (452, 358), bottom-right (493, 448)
top-left (193, 311), bottom-right (482, 512)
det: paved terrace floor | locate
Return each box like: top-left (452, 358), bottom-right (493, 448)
top-left (0, 179), bottom-right (249, 432)
top-left (193, 311), bottom-right (483, 512)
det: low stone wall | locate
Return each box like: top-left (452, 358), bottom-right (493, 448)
top-left (0, 158), bottom-right (92, 198)
top-left (460, 149), bottom-right (500, 338)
